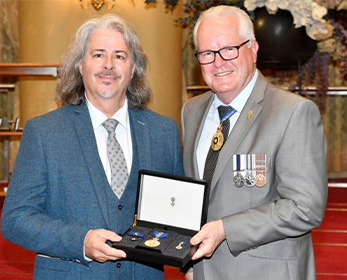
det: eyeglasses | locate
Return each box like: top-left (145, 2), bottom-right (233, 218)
top-left (195, 40), bottom-right (250, 65)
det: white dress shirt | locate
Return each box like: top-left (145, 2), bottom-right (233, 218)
top-left (196, 70), bottom-right (258, 179)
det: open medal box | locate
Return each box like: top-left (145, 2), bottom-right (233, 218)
top-left (113, 170), bottom-right (209, 268)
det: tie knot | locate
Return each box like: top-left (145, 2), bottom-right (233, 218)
top-left (218, 105), bottom-right (234, 119)
top-left (102, 118), bottom-right (119, 134)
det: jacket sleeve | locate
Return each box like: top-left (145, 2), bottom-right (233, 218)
top-left (1, 119), bottom-right (91, 266)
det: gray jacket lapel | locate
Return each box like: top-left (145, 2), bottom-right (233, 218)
top-left (71, 103), bottom-right (110, 228)
top-left (186, 93), bottom-right (214, 178)
top-left (210, 73), bottom-right (268, 192)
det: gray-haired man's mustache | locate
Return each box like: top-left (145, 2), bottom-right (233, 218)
top-left (95, 71), bottom-right (121, 78)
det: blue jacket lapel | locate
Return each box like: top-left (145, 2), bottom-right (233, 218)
top-left (71, 103), bottom-right (110, 228)
top-left (128, 108), bottom-right (152, 172)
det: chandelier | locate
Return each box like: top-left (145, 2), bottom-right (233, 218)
top-left (80, 0), bottom-right (116, 10)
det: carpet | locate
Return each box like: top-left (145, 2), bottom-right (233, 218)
top-left (313, 187), bottom-right (347, 280)
top-left (0, 203), bottom-right (36, 279)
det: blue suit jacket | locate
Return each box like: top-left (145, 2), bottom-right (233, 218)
top-left (1, 102), bottom-right (184, 280)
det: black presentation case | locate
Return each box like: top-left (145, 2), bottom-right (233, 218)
top-left (113, 169), bottom-right (209, 268)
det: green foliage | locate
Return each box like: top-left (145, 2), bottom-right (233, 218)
top-left (178, 0), bottom-right (244, 28)
top-left (145, 0), bottom-right (180, 10)
top-left (145, 0), bottom-right (245, 27)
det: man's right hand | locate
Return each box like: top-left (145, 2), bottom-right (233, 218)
top-left (85, 229), bottom-right (126, 262)
top-left (185, 271), bottom-right (194, 280)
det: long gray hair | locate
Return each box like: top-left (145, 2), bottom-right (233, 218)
top-left (56, 14), bottom-right (151, 109)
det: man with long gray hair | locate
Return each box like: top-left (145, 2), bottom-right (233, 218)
top-left (2, 14), bottom-right (183, 280)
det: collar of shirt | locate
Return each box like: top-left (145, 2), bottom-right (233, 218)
top-left (86, 96), bottom-right (129, 130)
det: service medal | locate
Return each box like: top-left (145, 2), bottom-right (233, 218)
top-left (211, 130), bottom-right (224, 151)
top-left (255, 154), bottom-right (267, 188)
top-left (255, 172), bottom-right (266, 188)
top-left (233, 172), bottom-right (245, 188)
top-left (244, 155), bottom-right (255, 187)
top-left (245, 173), bottom-right (256, 188)
top-left (211, 122), bottom-right (224, 151)
top-left (210, 108), bottom-right (237, 151)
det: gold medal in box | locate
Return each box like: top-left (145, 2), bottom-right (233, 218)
top-left (175, 241), bottom-right (186, 250)
top-left (144, 231), bottom-right (168, 248)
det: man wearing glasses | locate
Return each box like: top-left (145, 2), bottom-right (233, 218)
top-left (181, 5), bottom-right (327, 280)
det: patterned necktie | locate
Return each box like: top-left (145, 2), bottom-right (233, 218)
top-left (102, 118), bottom-right (129, 199)
top-left (203, 105), bottom-right (236, 184)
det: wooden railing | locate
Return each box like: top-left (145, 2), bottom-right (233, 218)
top-left (0, 63), bottom-right (59, 77)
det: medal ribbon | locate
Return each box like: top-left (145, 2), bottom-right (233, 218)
top-left (219, 108), bottom-right (237, 123)
top-left (247, 154), bottom-right (253, 171)
top-left (255, 154), bottom-right (267, 171)
top-left (237, 154), bottom-right (241, 171)
top-left (154, 231), bottom-right (168, 240)
top-left (176, 241), bottom-right (186, 249)
top-left (129, 231), bottom-right (145, 238)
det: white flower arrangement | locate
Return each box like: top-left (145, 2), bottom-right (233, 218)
top-left (151, 0), bottom-right (346, 103)
top-left (244, 0), bottom-right (334, 41)
top-left (244, 0), bottom-right (347, 57)
top-left (155, 0), bottom-right (346, 75)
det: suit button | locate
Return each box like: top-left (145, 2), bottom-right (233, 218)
top-left (117, 263), bottom-right (121, 268)
top-left (118, 205), bottom-right (123, 210)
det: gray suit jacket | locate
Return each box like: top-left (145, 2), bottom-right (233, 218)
top-left (2, 102), bottom-right (184, 280)
top-left (182, 72), bottom-right (327, 280)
